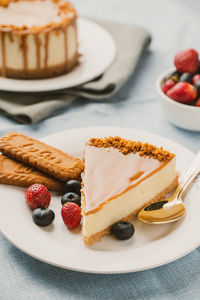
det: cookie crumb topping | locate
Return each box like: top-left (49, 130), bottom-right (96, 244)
top-left (89, 136), bottom-right (175, 162)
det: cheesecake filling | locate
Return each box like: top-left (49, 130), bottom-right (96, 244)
top-left (0, 0), bottom-right (75, 29)
top-left (0, 0), bottom-right (78, 78)
top-left (81, 137), bottom-right (177, 241)
top-left (82, 146), bottom-right (166, 214)
top-left (82, 156), bottom-right (177, 237)
top-left (0, 0), bottom-right (62, 27)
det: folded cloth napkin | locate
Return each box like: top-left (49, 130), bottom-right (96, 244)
top-left (0, 19), bottom-right (151, 124)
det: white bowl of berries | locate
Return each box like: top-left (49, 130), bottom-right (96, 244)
top-left (157, 48), bottom-right (200, 131)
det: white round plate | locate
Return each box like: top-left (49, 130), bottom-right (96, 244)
top-left (0, 127), bottom-right (200, 274)
top-left (0, 18), bottom-right (116, 93)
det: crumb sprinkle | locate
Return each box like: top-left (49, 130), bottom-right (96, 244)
top-left (89, 136), bottom-right (175, 162)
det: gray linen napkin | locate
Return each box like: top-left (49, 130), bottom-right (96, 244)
top-left (0, 19), bottom-right (151, 124)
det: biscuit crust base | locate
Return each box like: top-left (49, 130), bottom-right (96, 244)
top-left (0, 53), bottom-right (78, 79)
top-left (82, 176), bottom-right (179, 247)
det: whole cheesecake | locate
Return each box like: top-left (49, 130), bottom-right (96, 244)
top-left (0, 0), bottom-right (78, 79)
top-left (81, 137), bottom-right (178, 246)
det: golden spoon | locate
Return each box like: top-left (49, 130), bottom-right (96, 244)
top-left (138, 150), bottom-right (200, 224)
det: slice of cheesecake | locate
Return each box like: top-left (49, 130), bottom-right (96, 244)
top-left (81, 136), bottom-right (178, 246)
top-left (0, 0), bottom-right (78, 79)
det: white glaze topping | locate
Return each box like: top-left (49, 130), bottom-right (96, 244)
top-left (0, 0), bottom-right (71, 28)
top-left (82, 145), bottom-right (164, 213)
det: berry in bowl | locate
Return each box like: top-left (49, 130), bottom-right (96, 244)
top-left (157, 48), bottom-right (200, 131)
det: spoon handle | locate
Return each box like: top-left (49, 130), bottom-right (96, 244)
top-left (178, 150), bottom-right (200, 199)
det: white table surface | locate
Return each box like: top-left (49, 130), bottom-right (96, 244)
top-left (0, 0), bottom-right (200, 299)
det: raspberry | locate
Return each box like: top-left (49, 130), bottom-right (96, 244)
top-left (25, 184), bottom-right (51, 210)
top-left (195, 98), bottom-right (200, 107)
top-left (166, 82), bottom-right (197, 104)
top-left (162, 79), bottom-right (176, 94)
top-left (174, 49), bottom-right (199, 74)
top-left (61, 202), bottom-right (81, 229)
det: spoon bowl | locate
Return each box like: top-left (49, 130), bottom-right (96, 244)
top-left (138, 150), bottom-right (200, 224)
top-left (138, 197), bottom-right (186, 224)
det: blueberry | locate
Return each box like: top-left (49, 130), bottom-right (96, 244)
top-left (179, 73), bottom-right (193, 83)
top-left (111, 221), bottom-right (135, 240)
top-left (171, 70), bottom-right (181, 77)
top-left (166, 71), bottom-right (180, 82)
top-left (32, 208), bottom-right (55, 226)
top-left (197, 65), bottom-right (200, 74)
top-left (61, 192), bottom-right (81, 206)
top-left (64, 180), bottom-right (81, 196)
top-left (194, 80), bottom-right (200, 94)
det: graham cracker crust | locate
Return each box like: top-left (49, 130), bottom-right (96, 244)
top-left (0, 54), bottom-right (78, 79)
top-left (82, 176), bottom-right (179, 247)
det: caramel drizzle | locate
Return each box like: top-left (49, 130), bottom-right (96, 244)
top-left (0, 0), bottom-right (77, 77)
top-left (1, 32), bottom-right (6, 77)
top-left (0, 18), bottom-right (75, 77)
top-left (34, 34), bottom-right (41, 69)
top-left (8, 32), bottom-right (13, 42)
top-left (44, 32), bottom-right (49, 69)
top-left (84, 161), bottom-right (170, 216)
top-left (129, 171), bottom-right (144, 182)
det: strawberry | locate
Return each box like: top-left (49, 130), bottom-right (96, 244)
top-left (166, 82), bottom-right (197, 104)
top-left (25, 184), bottom-right (51, 210)
top-left (195, 98), bottom-right (200, 107)
top-left (61, 202), bottom-right (81, 229)
top-left (174, 49), bottom-right (199, 74)
top-left (162, 78), bottom-right (176, 94)
top-left (192, 74), bottom-right (200, 85)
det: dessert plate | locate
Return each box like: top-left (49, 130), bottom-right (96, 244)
top-left (0, 18), bottom-right (116, 93)
top-left (0, 126), bottom-right (200, 274)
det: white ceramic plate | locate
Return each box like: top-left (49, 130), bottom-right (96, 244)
top-left (0, 127), bottom-right (200, 274)
top-left (0, 18), bottom-right (116, 93)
